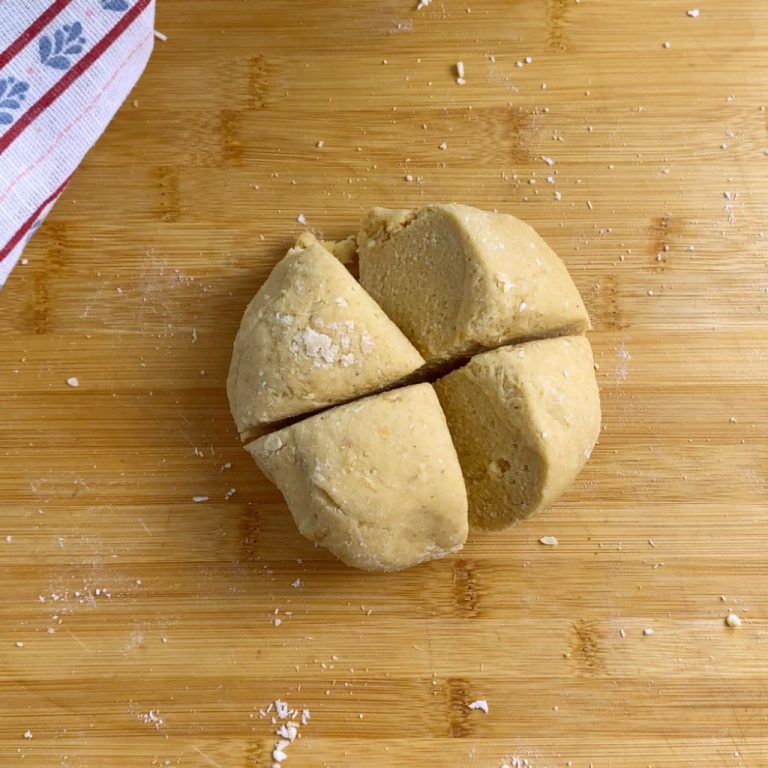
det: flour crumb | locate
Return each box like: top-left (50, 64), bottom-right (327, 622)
top-left (291, 578), bottom-right (303, 589)
top-left (539, 536), bottom-right (559, 546)
top-left (154, 29), bottom-right (168, 41)
top-left (15, 641), bottom-right (24, 648)
top-left (138, 710), bottom-right (164, 729)
top-left (23, 730), bottom-right (33, 740)
top-left (496, 272), bottom-right (514, 293)
top-left (686, 8), bottom-right (700, 17)
top-left (297, 213), bottom-right (307, 225)
top-left (643, 628), bottom-right (654, 636)
top-left (467, 699), bottom-right (489, 713)
top-left (541, 155), bottom-right (555, 166)
top-left (263, 700), bottom-right (309, 765)
top-left (725, 613), bottom-right (742, 628)
top-left (455, 60), bottom-right (466, 85)
top-left (416, 0), bottom-right (432, 8)
top-left (316, 140), bottom-right (324, 148)
top-left (438, 142), bottom-right (448, 150)
top-left (66, 377), bottom-right (80, 388)
top-left (192, 496), bottom-right (209, 503)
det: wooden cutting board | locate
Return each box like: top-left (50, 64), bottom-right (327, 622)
top-left (2, 1), bottom-right (767, 765)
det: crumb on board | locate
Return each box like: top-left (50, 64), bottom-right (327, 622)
top-left (467, 699), bottom-right (489, 713)
top-left (66, 377), bottom-right (79, 388)
top-left (262, 700), bottom-right (310, 766)
top-left (192, 496), bottom-right (209, 503)
top-left (138, 710), bottom-right (163, 729)
top-left (455, 61), bottom-right (466, 85)
top-left (643, 628), bottom-right (654, 636)
top-left (154, 30), bottom-right (168, 41)
top-left (686, 8), bottom-right (700, 17)
top-left (539, 536), bottom-right (559, 546)
top-left (725, 613), bottom-right (742, 628)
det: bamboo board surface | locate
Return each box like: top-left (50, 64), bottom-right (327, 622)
top-left (2, 1), bottom-right (768, 766)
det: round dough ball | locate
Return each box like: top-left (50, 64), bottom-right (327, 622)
top-left (434, 336), bottom-right (601, 530)
top-left (227, 235), bottom-right (424, 439)
top-left (357, 203), bottom-right (589, 363)
top-left (247, 383), bottom-right (468, 572)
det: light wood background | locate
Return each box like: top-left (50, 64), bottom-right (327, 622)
top-left (2, 1), bottom-right (768, 766)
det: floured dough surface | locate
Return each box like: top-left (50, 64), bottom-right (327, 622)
top-left (227, 236), bottom-right (424, 439)
top-left (357, 203), bottom-right (589, 363)
top-left (247, 383), bottom-right (468, 572)
top-left (434, 336), bottom-right (600, 530)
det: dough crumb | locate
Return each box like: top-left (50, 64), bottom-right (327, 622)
top-left (192, 496), bottom-right (209, 503)
top-left (643, 628), bottom-right (654, 636)
top-left (66, 377), bottom-right (80, 388)
top-left (687, 8), bottom-right (700, 17)
top-left (725, 613), bottom-right (742, 628)
top-left (539, 536), bottom-right (559, 546)
top-left (467, 699), bottom-right (489, 713)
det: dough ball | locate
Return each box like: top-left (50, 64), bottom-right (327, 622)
top-left (434, 336), bottom-right (600, 530)
top-left (227, 236), bottom-right (425, 439)
top-left (357, 203), bottom-right (589, 363)
top-left (247, 383), bottom-right (468, 572)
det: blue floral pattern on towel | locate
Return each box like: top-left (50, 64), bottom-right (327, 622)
top-left (39, 22), bottom-right (86, 71)
top-left (0, 77), bottom-right (30, 125)
top-left (101, 0), bottom-right (131, 11)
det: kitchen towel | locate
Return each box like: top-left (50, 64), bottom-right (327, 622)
top-left (0, 0), bottom-right (156, 287)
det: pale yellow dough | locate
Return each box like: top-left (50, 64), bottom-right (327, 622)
top-left (227, 236), bottom-right (424, 439)
top-left (247, 384), bottom-right (468, 572)
top-left (434, 336), bottom-right (601, 530)
top-left (357, 203), bottom-right (589, 363)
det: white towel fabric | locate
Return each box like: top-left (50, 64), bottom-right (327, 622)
top-left (0, 0), bottom-right (155, 287)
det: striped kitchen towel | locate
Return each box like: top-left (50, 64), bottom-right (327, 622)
top-left (0, 0), bottom-right (156, 287)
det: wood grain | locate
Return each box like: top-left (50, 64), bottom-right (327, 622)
top-left (2, 1), bottom-right (768, 765)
